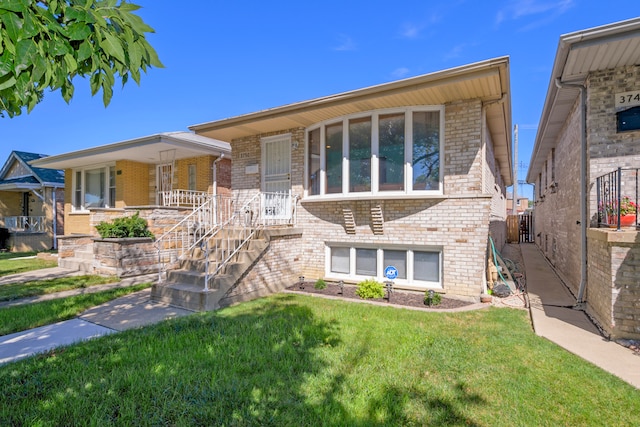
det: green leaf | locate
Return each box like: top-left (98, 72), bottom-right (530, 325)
top-left (20, 11), bottom-right (39, 39)
top-left (76, 40), bottom-right (92, 62)
top-left (31, 53), bottom-right (46, 83)
top-left (0, 51), bottom-right (13, 77)
top-left (101, 31), bottom-right (126, 64)
top-left (101, 75), bottom-right (113, 106)
top-left (0, 73), bottom-right (16, 90)
top-left (66, 22), bottom-right (92, 40)
top-left (0, 11), bottom-right (23, 41)
top-left (0, 0), bottom-right (26, 13)
top-left (127, 41), bottom-right (142, 71)
top-left (65, 7), bottom-right (95, 24)
top-left (61, 78), bottom-right (74, 103)
top-left (14, 39), bottom-right (38, 74)
top-left (48, 38), bottom-right (71, 56)
top-left (63, 53), bottom-right (77, 75)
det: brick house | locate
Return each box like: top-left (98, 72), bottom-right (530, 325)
top-left (30, 132), bottom-right (231, 275)
top-left (0, 151), bottom-right (64, 251)
top-left (526, 18), bottom-right (640, 339)
top-left (188, 57), bottom-right (513, 302)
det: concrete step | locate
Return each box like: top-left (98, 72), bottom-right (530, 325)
top-left (151, 282), bottom-right (226, 311)
top-left (59, 257), bottom-right (93, 273)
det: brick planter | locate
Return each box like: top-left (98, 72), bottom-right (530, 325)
top-left (93, 238), bottom-right (159, 278)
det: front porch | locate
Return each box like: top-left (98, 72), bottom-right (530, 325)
top-left (58, 190), bottom-right (302, 311)
top-left (0, 216), bottom-right (52, 252)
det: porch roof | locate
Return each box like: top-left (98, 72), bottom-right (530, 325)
top-left (190, 57), bottom-right (513, 186)
top-left (527, 17), bottom-right (640, 182)
top-left (29, 132), bottom-right (231, 170)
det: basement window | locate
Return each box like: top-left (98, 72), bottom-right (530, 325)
top-left (326, 245), bottom-right (442, 290)
top-left (617, 106), bottom-right (640, 132)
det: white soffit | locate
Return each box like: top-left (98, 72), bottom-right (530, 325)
top-left (29, 132), bottom-right (231, 170)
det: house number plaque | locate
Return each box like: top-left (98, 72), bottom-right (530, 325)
top-left (615, 90), bottom-right (640, 109)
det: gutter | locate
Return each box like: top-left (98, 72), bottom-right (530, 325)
top-left (554, 78), bottom-right (587, 308)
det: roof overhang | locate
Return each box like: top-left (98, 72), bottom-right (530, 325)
top-left (527, 17), bottom-right (640, 182)
top-left (29, 132), bottom-right (232, 170)
top-left (0, 182), bottom-right (41, 192)
top-left (191, 57), bottom-right (513, 186)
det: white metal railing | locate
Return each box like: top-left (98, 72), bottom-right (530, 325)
top-left (155, 195), bottom-right (234, 281)
top-left (160, 190), bottom-right (211, 208)
top-left (0, 216), bottom-right (46, 233)
top-left (155, 191), bottom-right (298, 284)
top-left (201, 191), bottom-right (298, 290)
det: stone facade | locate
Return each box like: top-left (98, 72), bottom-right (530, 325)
top-left (93, 238), bottom-right (158, 277)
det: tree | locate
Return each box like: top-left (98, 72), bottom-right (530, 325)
top-left (0, 0), bottom-right (163, 117)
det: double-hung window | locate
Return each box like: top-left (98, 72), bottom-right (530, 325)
top-left (72, 165), bottom-right (116, 211)
top-left (306, 107), bottom-right (443, 197)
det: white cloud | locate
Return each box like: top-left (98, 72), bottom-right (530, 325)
top-left (400, 23), bottom-right (422, 39)
top-left (334, 34), bottom-right (357, 51)
top-left (391, 67), bottom-right (411, 78)
top-left (495, 0), bottom-right (575, 29)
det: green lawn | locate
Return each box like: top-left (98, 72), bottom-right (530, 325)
top-left (0, 252), bottom-right (57, 277)
top-left (0, 283), bottom-right (152, 336)
top-left (0, 275), bottom-right (119, 302)
top-left (0, 294), bottom-right (637, 426)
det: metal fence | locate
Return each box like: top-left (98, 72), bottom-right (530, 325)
top-left (596, 167), bottom-right (639, 230)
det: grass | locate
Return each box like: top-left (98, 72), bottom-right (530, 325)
top-left (0, 275), bottom-right (120, 302)
top-left (0, 251), bottom-right (58, 277)
top-left (0, 293), bottom-right (638, 426)
top-left (0, 283), bottom-right (151, 336)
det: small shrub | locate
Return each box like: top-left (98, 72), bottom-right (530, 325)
top-left (424, 291), bottom-right (442, 306)
top-left (356, 278), bottom-right (385, 299)
top-left (314, 278), bottom-right (327, 290)
top-left (95, 212), bottom-right (154, 239)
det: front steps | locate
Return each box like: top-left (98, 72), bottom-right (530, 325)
top-left (151, 232), bottom-right (269, 311)
top-left (58, 248), bottom-right (93, 273)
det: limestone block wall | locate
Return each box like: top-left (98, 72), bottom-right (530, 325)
top-left (93, 238), bottom-right (158, 277)
top-left (586, 229), bottom-right (640, 340)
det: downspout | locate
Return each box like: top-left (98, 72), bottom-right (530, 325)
top-left (555, 78), bottom-right (587, 307)
top-left (480, 95), bottom-right (506, 296)
top-left (52, 187), bottom-right (57, 250)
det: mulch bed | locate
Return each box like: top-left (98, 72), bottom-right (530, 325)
top-left (286, 282), bottom-right (474, 310)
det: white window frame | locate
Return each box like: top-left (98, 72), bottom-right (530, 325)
top-left (71, 164), bottom-right (116, 212)
top-left (324, 243), bottom-right (443, 290)
top-left (304, 106), bottom-right (444, 200)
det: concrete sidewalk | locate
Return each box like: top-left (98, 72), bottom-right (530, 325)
top-left (520, 243), bottom-right (640, 389)
top-left (0, 270), bottom-right (193, 365)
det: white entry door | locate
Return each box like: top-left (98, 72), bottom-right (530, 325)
top-left (262, 134), bottom-right (291, 220)
top-left (156, 163), bottom-right (173, 205)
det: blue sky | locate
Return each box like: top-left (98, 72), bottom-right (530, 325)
top-left (2, 1), bottom-right (639, 198)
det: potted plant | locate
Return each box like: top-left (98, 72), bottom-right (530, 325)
top-left (605, 196), bottom-right (637, 227)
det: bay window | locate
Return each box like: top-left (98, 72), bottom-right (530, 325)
top-left (306, 106), bottom-right (443, 197)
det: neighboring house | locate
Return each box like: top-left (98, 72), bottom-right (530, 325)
top-left (189, 57), bottom-right (513, 302)
top-left (30, 132), bottom-right (231, 274)
top-left (526, 18), bottom-right (640, 339)
top-left (0, 151), bottom-right (64, 251)
top-left (506, 196), bottom-right (530, 215)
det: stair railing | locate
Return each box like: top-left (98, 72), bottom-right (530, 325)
top-left (155, 195), bottom-right (234, 282)
top-left (202, 192), bottom-right (262, 291)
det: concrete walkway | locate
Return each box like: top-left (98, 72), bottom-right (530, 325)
top-left (0, 268), bottom-right (193, 365)
top-left (520, 243), bottom-right (640, 389)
